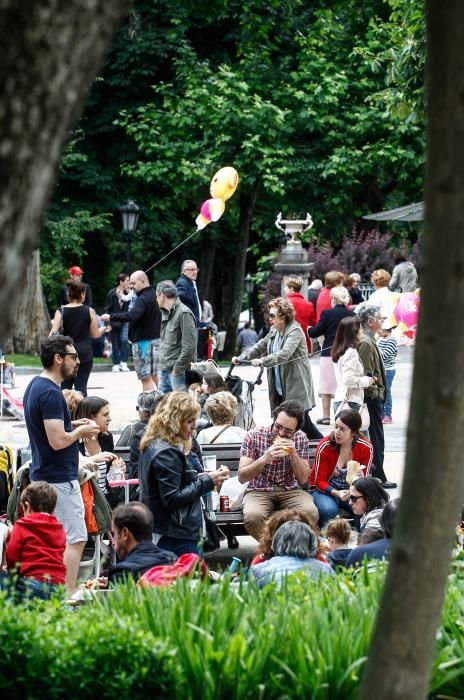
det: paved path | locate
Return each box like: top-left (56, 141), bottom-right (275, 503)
top-left (1, 346), bottom-right (414, 565)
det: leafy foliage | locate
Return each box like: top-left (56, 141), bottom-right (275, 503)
top-left (2, 562), bottom-right (464, 698)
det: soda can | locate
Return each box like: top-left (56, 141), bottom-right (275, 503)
top-left (219, 495), bottom-right (230, 512)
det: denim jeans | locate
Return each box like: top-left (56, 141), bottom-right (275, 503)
top-left (111, 327), bottom-right (129, 364)
top-left (312, 490), bottom-right (354, 527)
top-left (383, 369), bottom-right (396, 417)
top-left (159, 370), bottom-right (187, 393)
top-left (157, 535), bottom-right (198, 556)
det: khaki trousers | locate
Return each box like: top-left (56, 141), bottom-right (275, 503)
top-left (242, 488), bottom-right (319, 541)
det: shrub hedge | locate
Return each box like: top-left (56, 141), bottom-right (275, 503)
top-left (0, 564), bottom-right (463, 699)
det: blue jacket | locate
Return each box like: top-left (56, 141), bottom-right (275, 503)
top-left (108, 540), bottom-right (176, 584)
top-left (176, 274), bottom-right (200, 324)
top-left (345, 538), bottom-right (390, 568)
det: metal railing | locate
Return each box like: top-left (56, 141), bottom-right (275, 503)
top-left (358, 283), bottom-right (375, 300)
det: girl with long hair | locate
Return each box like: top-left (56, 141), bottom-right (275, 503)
top-left (331, 316), bottom-right (375, 415)
top-left (309, 409), bottom-right (373, 526)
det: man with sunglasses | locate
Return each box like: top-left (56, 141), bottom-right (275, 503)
top-left (23, 335), bottom-right (100, 594)
top-left (238, 399), bottom-right (319, 540)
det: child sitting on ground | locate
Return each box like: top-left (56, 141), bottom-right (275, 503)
top-left (357, 527), bottom-right (385, 546)
top-left (5, 481), bottom-right (66, 599)
top-left (325, 518), bottom-right (352, 569)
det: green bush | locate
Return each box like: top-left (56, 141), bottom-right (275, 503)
top-left (1, 565), bottom-right (464, 699)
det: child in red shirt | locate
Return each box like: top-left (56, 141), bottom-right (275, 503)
top-left (6, 481), bottom-right (66, 598)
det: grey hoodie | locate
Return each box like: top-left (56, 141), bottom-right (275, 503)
top-left (389, 261), bottom-right (418, 293)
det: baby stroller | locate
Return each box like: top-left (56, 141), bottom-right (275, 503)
top-left (224, 361), bottom-right (264, 430)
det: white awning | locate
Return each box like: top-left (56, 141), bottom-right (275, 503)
top-left (363, 201), bottom-right (424, 222)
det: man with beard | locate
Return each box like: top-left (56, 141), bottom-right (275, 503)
top-left (23, 335), bottom-right (100, 593)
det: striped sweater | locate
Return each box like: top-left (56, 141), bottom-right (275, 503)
top-left (377, 336), bottom-right (397, 370)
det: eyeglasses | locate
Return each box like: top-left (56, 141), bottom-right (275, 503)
top-left (60, 352), bottom-right (78, 360)
top-left (273, 421), bottom-right (296, 437)
top-left (349, 494), bottom-right (364, 503)
top-left (269, 312), bottom-right (278, 319)
top-left (184, 267), bottom-right (198, 272)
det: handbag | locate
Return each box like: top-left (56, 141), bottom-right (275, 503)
top-left (338, 399), bottom-right (370, 432)
top-left (50, 305), bottom-right (65, 336)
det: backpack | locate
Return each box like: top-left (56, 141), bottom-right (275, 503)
top-left (0, 445), bottom-right (14, 513)
top-left (7, 463), bottom-right (31, 523)
top-left (137, 553), bottom-right (208, 588)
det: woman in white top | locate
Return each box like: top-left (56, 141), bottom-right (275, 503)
top-left (331, 316), bottom-right (375, 414)
top-left (196, 391), bottom-right (247, 445)
top-left (367, 269), bottom-right (396, 320)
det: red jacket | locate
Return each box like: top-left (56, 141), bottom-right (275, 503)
top-left (309, 435), bottom-right (373, 494)
top-left (6, 512), bottom-right (66, 584)
top-left (315, 287), bottom-right (332, 322)
top-left (287, 292), bottom-right (315, 353)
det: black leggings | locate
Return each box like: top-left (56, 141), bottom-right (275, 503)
top-left (61, 359), bottom-right (93, 397)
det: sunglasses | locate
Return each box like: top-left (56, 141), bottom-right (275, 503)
top-left (269, 312), bottom-right (278, 319)
top-left (349, 494), bottom-right (364, 503)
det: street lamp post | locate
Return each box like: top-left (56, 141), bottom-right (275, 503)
top-left (119, 200), bottom-right (141, 271)
top-left (244, 273), bottom-right (254, 326)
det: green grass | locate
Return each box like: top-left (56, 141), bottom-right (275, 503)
top-left (7, 354), bottom-right (112, 368)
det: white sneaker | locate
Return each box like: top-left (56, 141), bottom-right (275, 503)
top-left (112, 365), bottom-right (121, 372)
top-left (119, 362), bottom-right (130, 372)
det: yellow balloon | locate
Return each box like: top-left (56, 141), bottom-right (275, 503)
top-left (210, 166), bottom-right (239, 201)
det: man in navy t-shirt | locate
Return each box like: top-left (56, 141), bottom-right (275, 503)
top-left (23, 335), bottom-right (100, 593)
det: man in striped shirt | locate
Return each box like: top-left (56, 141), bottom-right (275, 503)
top-left (238, 400), bottom-right (319, 540)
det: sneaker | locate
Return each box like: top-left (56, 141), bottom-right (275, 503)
top-left (119, 362), bottom-right (130, 372)
top-left (382, 416), bottom-right (392, 424)
top-left (111, 365), bottom-right (121, 372)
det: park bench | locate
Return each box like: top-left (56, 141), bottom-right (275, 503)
top-left (113, 441), bottom-right (320, 539)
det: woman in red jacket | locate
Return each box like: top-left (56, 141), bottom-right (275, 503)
top-left (309, 409), bottom-right (373, 526)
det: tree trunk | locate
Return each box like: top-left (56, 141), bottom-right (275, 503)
top-left (359, 4), bottom-right (464, 698)
top-left (0, 0), bottom-right (129, 346)
top-left (199, 239), bottom-right (217, 305)
top-left (5, 251), bottom-right (51, 354)
top-left (223, 184), bottom-right (260, 357)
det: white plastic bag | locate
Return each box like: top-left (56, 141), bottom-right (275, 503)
top-left (220, 476), bottom-right (248, 511)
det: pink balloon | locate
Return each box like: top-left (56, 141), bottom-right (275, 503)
top-left (393, 293), bottom-right (420, 329)
top-left (200, 197), bottom-right (225, 223)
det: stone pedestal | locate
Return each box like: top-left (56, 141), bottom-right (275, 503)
top-left (274, 239), bottom-right (313, 297)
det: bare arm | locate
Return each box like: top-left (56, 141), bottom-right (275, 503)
top-left (89, 308), bottom-right (108, 338)
top-left (44, 419), bottom-right (99, 450)
top-left (49, 308), bottom-right (62, 335)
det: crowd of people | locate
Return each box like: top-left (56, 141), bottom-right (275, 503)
top-left (0, 258), bottom-right (418, 598)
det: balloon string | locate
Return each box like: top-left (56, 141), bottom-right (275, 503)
top-left (144, 228), bottom-right (200, 275)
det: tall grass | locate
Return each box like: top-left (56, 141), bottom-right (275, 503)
top-left (1, 564), bottom-right (464, 698)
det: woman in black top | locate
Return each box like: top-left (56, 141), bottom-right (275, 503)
top-left (50, 281), bottom-right (108, 396)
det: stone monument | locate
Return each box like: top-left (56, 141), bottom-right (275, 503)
top-left (274, 213), bottom-right (314, 297)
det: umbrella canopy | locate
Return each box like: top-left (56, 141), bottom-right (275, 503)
top-left (363, 201), bottom-right (424, 222)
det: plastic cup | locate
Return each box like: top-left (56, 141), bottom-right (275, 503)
top-left (203, 455), bottom-right (217, 472)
